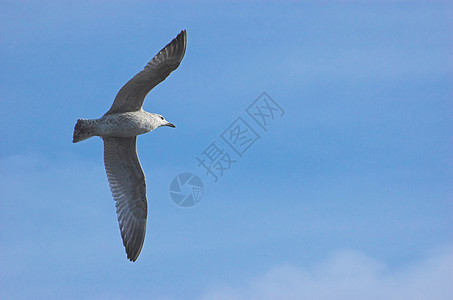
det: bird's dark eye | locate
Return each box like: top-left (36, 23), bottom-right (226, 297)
top-left (160, 116), bottom-right (164, 120)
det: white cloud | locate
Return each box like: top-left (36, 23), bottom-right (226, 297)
top-left (201, 247), bottom-right (453, 300)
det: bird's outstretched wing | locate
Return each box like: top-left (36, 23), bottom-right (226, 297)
top-left (103, 136), bottom-right (147, 262)
top-left (105, 30), bottom-right (187, 115)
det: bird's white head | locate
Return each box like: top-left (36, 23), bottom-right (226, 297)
top-left (155, 114), bottom-right (176, 128)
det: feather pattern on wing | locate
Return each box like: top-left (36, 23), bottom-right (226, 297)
top-left (105, 30), bottom-right (187, 115)
top-left (103, 136), bottom-right (147, 261)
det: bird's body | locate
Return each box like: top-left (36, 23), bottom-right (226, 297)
top-left (73, 30), bottom-right (187, 262)
top-left (75, 110), bottom-right (170, 140)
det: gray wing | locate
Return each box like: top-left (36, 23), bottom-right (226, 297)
top-left (105, 30), bottom-right (187, 115)
top-left (103, 137), bottom-right (147, 262)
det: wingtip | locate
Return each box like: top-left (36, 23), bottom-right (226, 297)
top-left (128, 255), bottom-right (138, 262)
top-left (126, 245), bottom-right (142, 262)
top-left (121, 220), bottom-right (146, 263)
top-left (177, 29), bottom-right (187, 46)
top-left (125, 246), bottom-right (140, 262)
top-left (174, 29), bottom-right (187, 61)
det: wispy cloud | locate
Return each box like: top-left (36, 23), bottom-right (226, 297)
top-left (201, 247), bottom-right (453, 300)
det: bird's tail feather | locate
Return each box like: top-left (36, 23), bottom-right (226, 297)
top-left (73, 119), bottom-right (95, 143)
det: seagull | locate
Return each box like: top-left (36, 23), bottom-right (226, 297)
top-left (73, 30), bottom-right (187, 262)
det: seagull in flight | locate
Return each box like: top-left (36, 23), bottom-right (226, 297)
top-left (73, 30), bottom-right (187, 261)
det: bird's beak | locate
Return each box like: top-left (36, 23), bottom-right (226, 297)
top-left (164, 122), bottom-right (176, 128)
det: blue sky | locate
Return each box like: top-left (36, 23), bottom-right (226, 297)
top-left (1, 1), bottom-right (452, 299)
